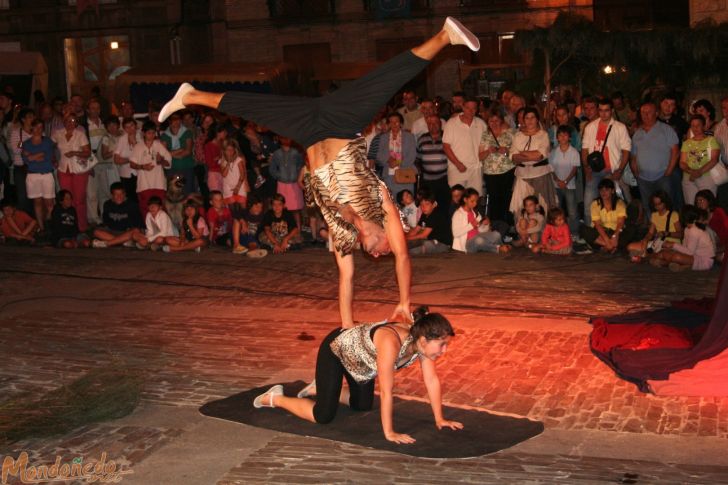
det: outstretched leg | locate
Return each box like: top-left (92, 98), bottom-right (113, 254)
top-left (159, 17), bottom-right (480, 147)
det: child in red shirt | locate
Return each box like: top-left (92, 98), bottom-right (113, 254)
top-left (206, 190), bottom-right (233, 246)
top-left (1, 199), bottom-right (38, 244)
top-left (533, 207), bottom-right (572, 255)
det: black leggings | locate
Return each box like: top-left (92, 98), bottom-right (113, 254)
top-left (313, 329), bottom-right (375, 424)
top-left (218, 51), bottom-right (430, 149)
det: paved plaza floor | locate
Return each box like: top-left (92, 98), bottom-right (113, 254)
top-left (1, 244), bottom-right (728, 484)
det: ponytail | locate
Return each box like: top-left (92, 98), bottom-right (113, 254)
top-left (409, 306), bottom-right (454, 341)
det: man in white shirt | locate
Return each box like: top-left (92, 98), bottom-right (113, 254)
top-left (411, 100), bottom-right (446, 140)
top-left (113, 118), bottom-right (142, 202)
top-left (714, 96), bottom-right (728, 208)
top-left (397, 90), bottom-right (422, 132)
top-left (85, 99), bottom-right (107, 225)
top-left (443, 98), bottom-right (486, 193)
top-left (581, 98), bottom-right (632, 225)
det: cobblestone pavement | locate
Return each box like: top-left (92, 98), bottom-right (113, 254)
top-left (1, 245), bottom-right (727, 484)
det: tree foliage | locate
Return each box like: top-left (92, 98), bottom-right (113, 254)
top-left (515, 12), bottom-right (728, 100)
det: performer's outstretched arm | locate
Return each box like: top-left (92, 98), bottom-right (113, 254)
top-left (420, 356), bottom-right (463, 431)
top-left (334, 249), bottom-right (355, 328)
top-left (382, 190), bottom-right (412, 323)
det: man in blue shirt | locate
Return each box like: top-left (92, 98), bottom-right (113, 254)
top-left (630, 102), bottom-right (679, 215)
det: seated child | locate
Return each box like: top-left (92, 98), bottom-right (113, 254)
top-left (406, 193), bottom-right (451, 255)
top-left (259, 193), bottom-right (302, 254)
top-left (514, 195), bottom-right (545, 248)
top-left (133, 196), bottom-right (176, 249)
top-left (207, 190), bottom-right (233, 247)
top-left (0, 199), bottom-right (38, 244)
top-left (532, 207), bottom-right (572, 255)
top-left (92, 182), bottom-right (144, 248)
top-left (651, 205), bottom-right (715, 272)
top-left (231, 194), bottom-right (265, 254)
top-left (397, 188), bottom-right (419, 230)
top-left (163, 200), bottom-right (209, 253)
top-left (50, 190), bottom-right (90, 248)
top-left (451, 188), bottom-right (510, 254)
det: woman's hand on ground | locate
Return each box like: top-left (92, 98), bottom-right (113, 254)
top-left (384, 431), bottom-right (416, 444)
top-left (436, 419), bottom-right (464, 431)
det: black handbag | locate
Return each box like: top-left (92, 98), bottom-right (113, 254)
top-left (587, 124), bottom-right (612, 172)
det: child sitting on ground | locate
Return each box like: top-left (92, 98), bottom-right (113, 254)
top-left (514, 195), bottom-right (545, 249)
top-left (259, 193), bottom-right (301, 254)
top-left (451, 188), bottom-right (511, 254)
top-left (532, 207), bottom-right (572, 255)
top-left (50, 190), bottom-right (90, 248)
top-left (231, 194), bottom-right (265, 254)
top-left (651, 205), bottom-right (715, 272)
top-left (92, 182), bottom-right (143, 248)
top-left (207, 190), bottom-right (233, 247)
top-left (133, 196), bottom-right (176, 249)
top-left (0, 199), bottom-right (38, 244)
top-left (397, 188), bottom-right (419, 230)
top-left (163, 200), bottom-right (209, 253)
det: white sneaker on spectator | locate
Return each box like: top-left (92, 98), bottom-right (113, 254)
top-left (162, 245), bottom-right (171, 253)
top-left (91, 239), bottom-right (107, 248)
top-left (123, 240), bottom-right (136, 248)
top-left (444, 17), bottom-right (480, 51)
top-left (574, 235), bottom-right (586, 244)
top-left (195, 246), bottom-right (202, 253)
top-left (503, 235), bottom-right (513, 244)
top-left (159, 82), bottom-right (194, 123)
top-left (135, 243), bottom-right (146, 250)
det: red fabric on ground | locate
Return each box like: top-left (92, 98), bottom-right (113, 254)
top-left (591, 319), bottom-right (694, 353)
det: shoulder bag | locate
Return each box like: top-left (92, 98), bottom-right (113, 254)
top-left (587, 124), bottom-right (612, 172)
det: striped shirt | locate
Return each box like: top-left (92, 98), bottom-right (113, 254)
top-left (416, 132), bottom-right (448, 180)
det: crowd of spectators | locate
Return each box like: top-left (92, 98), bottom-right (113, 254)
top-left (1, 84), bottom-right (727, 272)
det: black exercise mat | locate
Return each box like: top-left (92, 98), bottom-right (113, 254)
top-left (199, 381), bottom-right (544, 458)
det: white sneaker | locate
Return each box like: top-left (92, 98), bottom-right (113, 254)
top-left (162, 245), bottom-right (171, 253)
top-left (91, 239), bottom-right (107, 248)
top-left (444, 17), bottom-right (480, 51)
top-left (296, 380), bottom-right (316, 398)
top-left (123, 240), bottom-right (136, 248)
top-left (159, 82), bottom-right (194, 123)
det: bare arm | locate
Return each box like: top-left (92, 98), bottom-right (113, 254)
top-left (443, 143), bottom-right (466, 172)
top-left (382, 189), bottom-right (411, 323)
top-left (375, 331), bottom-right (414, 444)
top-left (333, 250), bottom-right (355, 328)
top-left (420, 355), bottom-right (463, 431)
top-left (665, 145), bottom-right (679, 177)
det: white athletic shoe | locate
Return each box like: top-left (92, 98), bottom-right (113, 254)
top-left (444, 17), bottom-right (480, 52)
top-left (159, 82), bottom-right (194, 123)
top-left (296, 380), bottom-right (316, 399)
top-left (91, 239), bottom-right (107, 248)
top-left (253, 384), bottom-right (284, 409)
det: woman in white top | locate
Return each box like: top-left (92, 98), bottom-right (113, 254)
top-left (509, 107), bottom-right (554, 218)
top-left (113, 117), bottom-right (142, 201)
top-left (52, 115), bottom-right (92, 231)
top-left (652, 205), bottom-right (715, 271)
top-left (129, 121), bottom-right (172, 217)
top-left (220, 139), bottom-right (248, 206)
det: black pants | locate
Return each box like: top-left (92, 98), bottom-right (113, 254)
top-left (579, 224), bottom-right (640, 251)
top-left (484, 168), bottom-right (515, 226)
top-left (420, 175), bottom-right (450, 211)
top-left (218, 51), bottom-right (430, 149)
top-left (121, 176), bottom-right (138, 203)
top-left (313, 329), bottom-right (374, 424)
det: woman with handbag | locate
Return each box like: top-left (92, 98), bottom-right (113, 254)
top-left (627, 190), bottom-right (682, 263)
top-left (376, 112), bottom-right (417, 197)
top-left (680, 114), bottom-right (721, 206)
top-left (52, 115), bottom-right (92, 231)
top-left (509, 107), bottom-right (555, 218)
top-left (479, 108), bottom-right (516, 225)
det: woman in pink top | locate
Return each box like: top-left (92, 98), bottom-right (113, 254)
top-left (532, 207), bottom-right (572, 255)
top-left (204, 124), bottom-right (227, 192)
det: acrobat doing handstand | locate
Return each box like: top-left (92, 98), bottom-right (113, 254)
top-left (159, 18), bottom-right (480, 328)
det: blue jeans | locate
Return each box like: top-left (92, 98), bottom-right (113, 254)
top-left (556, 187), bottom-right (579, 234)
top-left (636, 176), bottom-right (673, 218)
top-left (465, 231), bottom-right (502, 253)
top-left (409, 239), bottom-right (450, 255)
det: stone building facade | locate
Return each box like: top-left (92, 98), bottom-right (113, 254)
top-left (0, 0), bottom-right (593, 103)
